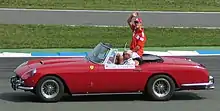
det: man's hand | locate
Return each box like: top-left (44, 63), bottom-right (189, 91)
top-left (127, 11), bottom-right (139, 30)
top-left (127, 12), bottom-right (138, 22)
top-left (132, 45), bottom-right (140, 52)
top-left (127, 13), bottom-right (134, 24)
top-left (132, 12), bottom-right (138, 17)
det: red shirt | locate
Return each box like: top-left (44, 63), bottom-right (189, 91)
top-left (130, 24), bottom-right (147, 57)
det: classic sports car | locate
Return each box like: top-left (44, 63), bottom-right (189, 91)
top-left (10, 42), bottom-right (214, 102)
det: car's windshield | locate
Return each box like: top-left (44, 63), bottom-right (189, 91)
top-left (86, 43), bottom-right (110, 64)
top-left (106, 50), bottom-right (117, 64)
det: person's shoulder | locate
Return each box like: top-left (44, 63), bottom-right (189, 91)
top-left (128, 58), bottom-right (135, 63)
top-left (128, 58), bottom-right (133, 61)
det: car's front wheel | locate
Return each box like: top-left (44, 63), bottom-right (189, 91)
top-left (144, 75), bottom-right (175, 101)
top-left (35, 76), bottom-right (64, 102)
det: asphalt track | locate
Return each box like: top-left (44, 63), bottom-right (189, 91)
top-left (0, 56), bottom-right (219, 111)
top-left (1, 8), bottom-right (220, 27)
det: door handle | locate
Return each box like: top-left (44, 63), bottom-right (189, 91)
top-left (133, 68), bottom-right (142, 71)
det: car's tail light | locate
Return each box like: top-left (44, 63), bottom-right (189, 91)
top-left (185, 58), bottom-right (192, 61)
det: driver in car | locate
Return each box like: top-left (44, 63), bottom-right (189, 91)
top-left (116, 50), bottom-right (139, 66)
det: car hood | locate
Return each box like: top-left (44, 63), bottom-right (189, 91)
top-left (27, 57), bottom-right (89, 68)
top-left (14, 57), bottom-right (91, 79)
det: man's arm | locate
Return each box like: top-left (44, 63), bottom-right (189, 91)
top-left (127, 14), bottom-right (134, 30)
top-left (123, 58), bottom-right (135, 66)
top-left (127, 12), bottom-right (137, 31)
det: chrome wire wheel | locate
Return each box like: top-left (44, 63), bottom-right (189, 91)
top-left (40, 80), bottom-right (59, 99)
top-left (152, 78), bottom-right (171, 98)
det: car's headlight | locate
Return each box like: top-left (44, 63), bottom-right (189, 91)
top-left (31, 68), bottom-right (37, 76)
top-left (22, 68), bottom-right (37, 79)
top-left (26, 68), bottom-right (37, 76)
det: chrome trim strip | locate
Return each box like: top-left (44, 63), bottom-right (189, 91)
top-left (209, 86), bottom-right (215, 89)
top-left (72, 92), bottom-right (142, 96)
top-left (181, 81), bottom-right (213, 86)
top-left (181, 76), bottom-right (214, 89)
top-left (17, 86), bottom-right (34, 90)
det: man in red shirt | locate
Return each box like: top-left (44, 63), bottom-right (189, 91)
top-left (127, 12), bottom-right (147, 58)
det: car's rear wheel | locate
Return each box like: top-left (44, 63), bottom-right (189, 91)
top-left (144, 75), bottom-right (175, 101)
top-left (35, 76), bottom-right (64, 102)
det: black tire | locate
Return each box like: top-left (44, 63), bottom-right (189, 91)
top-left (35, 76), bottom-right (64, 102)
top-left (144, 75), bottom-right (175, 101)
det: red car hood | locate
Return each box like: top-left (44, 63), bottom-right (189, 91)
top-left (14, 57), bottom-right (90, 79)
top-left (27, 57), bottom-right (88, 68)
top-left (33, 57), bottom-right (84, 64)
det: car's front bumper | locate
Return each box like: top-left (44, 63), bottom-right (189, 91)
top-left (10, 75), bottom-right (34, 91)
top-left (180, 76), bottom-right (215, 90)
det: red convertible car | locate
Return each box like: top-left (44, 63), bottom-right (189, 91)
top-left (10, 42), bottom-right (214, 102)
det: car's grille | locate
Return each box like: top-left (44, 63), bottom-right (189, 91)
top-left (13, 72), bottom-right (23, 81)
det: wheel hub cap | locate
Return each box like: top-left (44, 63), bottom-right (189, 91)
top-left (41, 80), bottom-right (59, 99)
top-left (152, 78), bottom-right (171, 98)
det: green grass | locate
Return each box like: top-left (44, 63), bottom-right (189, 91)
top-left (1, 24), bottom-right (220, 49)
top-left (1, 0), bottom-right (220, 12)
top-left (1, 46), bottom-right (220, 53)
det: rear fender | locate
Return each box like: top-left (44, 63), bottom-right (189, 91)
top-left (146, 73), bottom-right (180, 89)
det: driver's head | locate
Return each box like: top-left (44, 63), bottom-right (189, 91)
top-left (123, 50), bottom-right (132, 60)
top-left (134, 18), bottom-right (143, 29)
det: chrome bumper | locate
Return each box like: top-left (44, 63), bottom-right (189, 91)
top-left (10, 76), bottom-right (34, 91)
top-left (181, 76), bottom-right (215, 90)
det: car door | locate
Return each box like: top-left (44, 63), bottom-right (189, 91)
top-left (61, 63), bottom-right (96, 94)
top-left (89, 50), bottom-right (148, 93)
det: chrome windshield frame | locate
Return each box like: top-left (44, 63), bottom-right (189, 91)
top-left (86, 43), bottom-right (116, 65)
